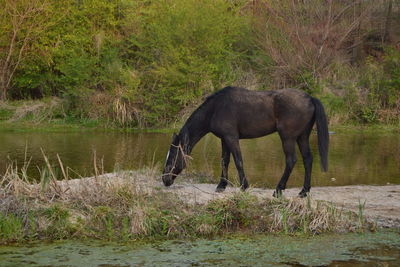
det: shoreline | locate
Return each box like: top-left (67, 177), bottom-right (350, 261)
top-left (0, 120), bottom-right (399, 134)
top-left (57, 172), bottom-right (400, 228)
top-left (1, 170), bottom-right (399, 245)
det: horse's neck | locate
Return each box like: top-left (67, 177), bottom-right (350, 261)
top-left (181, 99), bottom-right (213, 154)
top-left (181, 121), bottom-right (208, 154)
top-left (189, 130), bottom-right (207, 154)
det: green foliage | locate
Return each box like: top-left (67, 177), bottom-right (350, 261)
top-left (295, 70), bottom-right (322, 94)
top-left (358, 200), bottom-right (366, 231)
top-left (124, 0), bottom-right (248, 124)
top-left (206, 193), bottom-right (257, 230)
top-left (319, 94), bottom-right (346, 115)
top-left (42, 204), bottom-right (72, 239)
top-left (3, 0), bottom-right (249, 126)
top-left (0, 108), bottom-right (13, 121)
top-left (0, 212), bottom-right (24, 242)
top-left (92, 206), bottom-right (115, 239)
top-left (146, 208), bottom-right (175, 236)
top-left (353, 48), bottom-right (400, 124)
top-left (365, 49), bottom-right (400, 106)
top-left (2, 0), bottom-right (399, 126)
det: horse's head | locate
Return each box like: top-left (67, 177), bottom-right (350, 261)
top-left (162, 132), bottom-right (189, 186)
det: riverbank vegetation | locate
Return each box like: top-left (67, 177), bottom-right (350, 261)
top-left (0, 158), bottom-right (374, 244)
top-left (0, 0), bottom-right (399, 128)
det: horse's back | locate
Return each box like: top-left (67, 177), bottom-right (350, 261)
top-left (209, 87), bottom-right (276, 138)
top-left (209, 87), bottom-right (314, 139)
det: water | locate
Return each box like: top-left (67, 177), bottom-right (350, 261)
top-left (0, 231), bottom-right (399, 266)
top-left (0, 130), bottom-right (399, 188)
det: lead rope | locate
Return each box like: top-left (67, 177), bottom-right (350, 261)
top-left (161, 143), bottom-right (193, 178)
top-left (162, 144), bottom-right (236, 193)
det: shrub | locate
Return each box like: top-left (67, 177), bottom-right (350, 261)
top-left (123, 0), bottom-right (249, 125)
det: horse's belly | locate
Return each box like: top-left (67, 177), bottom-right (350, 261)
top-left (238, 118), bottom-right (277, 139)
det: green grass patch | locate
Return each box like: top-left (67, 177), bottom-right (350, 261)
top-left (0, 213), bottom-right (24, 243)
top-left (331, 124), bottom-right (400, 134)
top-left (0, 109), bottom-right (14, 121)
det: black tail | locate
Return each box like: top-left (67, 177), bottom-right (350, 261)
top-left (311, 97), bottom-right (329, 172)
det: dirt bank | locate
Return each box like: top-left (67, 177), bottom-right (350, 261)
top-left (57, 172), bottom-right (400, 228)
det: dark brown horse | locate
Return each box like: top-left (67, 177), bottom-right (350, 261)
top-left (162, 86), bottom-right (329, 197)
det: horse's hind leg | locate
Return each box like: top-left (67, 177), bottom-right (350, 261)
top-left (297, 132), bottom-right (313, 198)
top-left (273, 138), bottom-right (297, 197)
top-left (216, 139), bottom-right (230, 192)
top-left (222, 136), bottom-right (249, 191)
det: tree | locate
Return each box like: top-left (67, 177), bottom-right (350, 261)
top-left (0, 0), bottom-right (51, 100)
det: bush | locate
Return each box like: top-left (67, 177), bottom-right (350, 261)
top-left (357, 48), bottom-right (400, 123)
top-left (124, 0), bottom-right (249, 125)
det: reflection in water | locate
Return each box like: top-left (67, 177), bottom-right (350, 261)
top-left (0, 131), bottom-right (399, 187)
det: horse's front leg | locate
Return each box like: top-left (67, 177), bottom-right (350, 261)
top-left (216, 140), bottom-right (230, 192)
top-left (223, 136), bottom-right (249, 191)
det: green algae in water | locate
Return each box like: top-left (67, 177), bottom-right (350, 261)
top-left (0, 231), bottom-right (399, 267)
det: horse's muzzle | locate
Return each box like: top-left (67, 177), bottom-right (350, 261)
top-left (162, 175), bottom-right (174, 187)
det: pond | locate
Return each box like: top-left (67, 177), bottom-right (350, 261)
top-left (0, 130), bottom-right (399, 188)
top-left (0, 231), bottom-right (399, 266)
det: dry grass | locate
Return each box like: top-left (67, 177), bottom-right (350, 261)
top-left (0, 153), bottom-right (374, 243)
top-left (6, 97), bottom-right (64, 123)
top-left (111, 86), bottom-right (144, 127)
top-left (269, 197), bottom-right (358, 234)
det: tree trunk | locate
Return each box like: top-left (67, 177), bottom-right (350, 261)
top-left (351, 0), bottom-right (363, 64)
top-left (0, 69), bottom-right (8, 101)
top-left (383, 0), bottom-right (393, 43)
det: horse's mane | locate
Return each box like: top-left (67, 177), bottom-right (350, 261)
top-left (185, 86), bottom-right (235, 125)
top-left (204, 86), bottom-right (234, 102)
top-left (179, 86), bottom-right (235, 150)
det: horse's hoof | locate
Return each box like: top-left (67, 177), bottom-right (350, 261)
top-left (215, 186), bottom-right (226, 193)
top-left (298, 190), bottom-right (308, 198)
top-left (273, 190), bottom-right (282, 198)
top-left (240, 184), bottom-right (249, 191)
top-left (240, 180), bottom-right (249, 191)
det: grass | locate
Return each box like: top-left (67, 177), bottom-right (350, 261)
top-left (358, 199), bottom-right (366, 230)
top-left (0, 120), bottom-right (178, 134)
top-left (0, 153), bottom-right (375, 245)
top-left (1, 113), bottom-right (399, 134)
top-left (0, 99), bottom-right (177, 133)
top-left (331, 124), bottom-right (400, 134)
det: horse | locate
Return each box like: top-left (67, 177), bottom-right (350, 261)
top-left (162, 86), bottom-right (329, 197)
